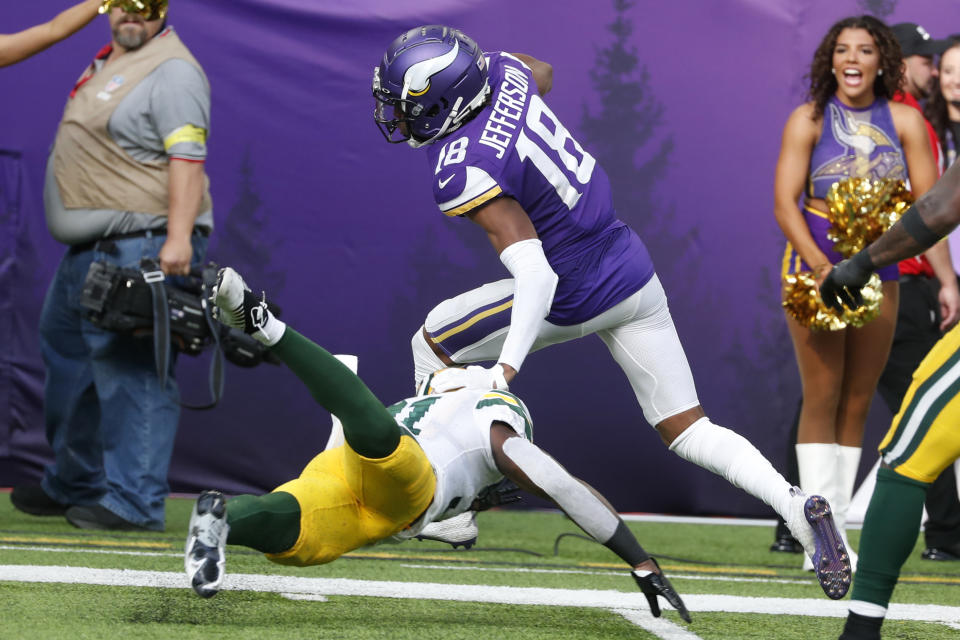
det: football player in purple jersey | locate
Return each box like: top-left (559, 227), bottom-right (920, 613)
top-left (372, 25), bottom-right (852, 599)
top-left (0, 0), bottom-right (100, 67)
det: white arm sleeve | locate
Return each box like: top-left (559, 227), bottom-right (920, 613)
top-left (501, 437), bottom-right (619, 543)
top-left (498, 238), bottom-right (558, 372)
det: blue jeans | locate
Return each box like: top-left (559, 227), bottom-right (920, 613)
top-left (38, 230), bottom-right (208, 530)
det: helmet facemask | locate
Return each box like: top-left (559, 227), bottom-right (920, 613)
top-left (373, 67), bottom-right (424, 144)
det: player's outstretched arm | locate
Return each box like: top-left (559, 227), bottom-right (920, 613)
top-left (821, 159), bottom-right (960, 313)
top-left (489, 423), bottom-right (691, 622)
top-left (0, 0), bottom-right (100, 67)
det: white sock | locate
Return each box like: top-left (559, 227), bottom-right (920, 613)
top-left (254, 311), bottom-right (286, 347)
top-left (849, 600), bottom-right (887, 618)
top-left (411, 326), bottom-right (448, 391)
top-left (669, 417), bottom-right (794, 517)
top-left (795, 442), bottom-right (838, 500)
top-left (835, 445), bottom-right (862, 532)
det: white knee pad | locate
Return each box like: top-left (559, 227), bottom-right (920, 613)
top-left (501, 437), bottom-right (618, 543)
top-left (411, 326), bottom-right (448, 391)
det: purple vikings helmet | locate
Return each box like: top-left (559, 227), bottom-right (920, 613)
top-left (373, 25), bottom-right (490, 147)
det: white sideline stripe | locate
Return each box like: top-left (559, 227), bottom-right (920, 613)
top-left (0, 545), bottom-right (180, 558)
top-left (281, 593), bottom-right (328, 602)
top-left (0, 546), bottom-right (805, 586)
top-left (400, 563), bottom-right (810, 586)
top-left (620, 514), bottom-right (779, 527)
top-left (1, 565), bottom-right (959, 627)
top-left (613, 608), bottom-right (703, 639)
top-left (619, 513), bottom-right (864, 530)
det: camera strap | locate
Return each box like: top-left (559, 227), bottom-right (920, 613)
top-left (141, 262), bottom-right (171, 388)
top-left (180, 265), bottom-right (226, 411)
top-left (140, 260), bottom-right (225, 410)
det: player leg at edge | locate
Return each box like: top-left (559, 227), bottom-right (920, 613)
top-left (662, 409), bottom-right (851, 600)
top-left (838, 466), bottom-right (929, 639)
top-left (186, 267), bottom-right (408, 597)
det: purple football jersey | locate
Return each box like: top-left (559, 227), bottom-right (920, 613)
top-left (424, 52), bottom-right (654, 325)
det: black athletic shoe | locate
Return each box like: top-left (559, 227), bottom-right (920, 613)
top-left (838, 611), bottom-right (883, 639)
top-left (921, 542), bottom-right (960, 561)
top-left (66, 504), bottom-right (154, 531)
top-left (770, 520), bottom-right (804, 553)
top-left (11, 484), bottom-right (69, 516)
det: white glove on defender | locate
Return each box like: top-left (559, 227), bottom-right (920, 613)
top-left (428, 364), bottom-right (509, 393)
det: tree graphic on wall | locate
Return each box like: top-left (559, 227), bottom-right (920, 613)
top-left (210, 149), bottom-right (286, 294)
top-left (578, 0), bottom-right (702, 311)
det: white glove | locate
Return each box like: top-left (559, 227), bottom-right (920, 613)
top-left (428, 364), bottom-right (509, 393)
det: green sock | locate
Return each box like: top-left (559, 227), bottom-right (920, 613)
top-left (271, 328), bottom-right (400, 458)
top-left (226, 492), bottom-right (301, 554)
top-left (851, 467), bottom-right (929, 607)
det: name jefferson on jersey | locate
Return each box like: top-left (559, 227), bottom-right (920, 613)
top-left (424, 52), bottom-right (655, 326)
top-left (477, 62), bottom-right (530, 160)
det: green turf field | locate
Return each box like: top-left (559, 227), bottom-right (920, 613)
top-left (1, 495), bottom-right (958, 639)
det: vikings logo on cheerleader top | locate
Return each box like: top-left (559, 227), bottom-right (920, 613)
top-left (807, 97), bottom-right (907, 199)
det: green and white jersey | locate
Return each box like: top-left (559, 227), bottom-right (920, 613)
top-left (387, 388), bottom-right (533, 538)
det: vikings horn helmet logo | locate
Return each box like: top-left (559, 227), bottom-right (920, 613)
top-left (373, 25), bottom-right (490, 148)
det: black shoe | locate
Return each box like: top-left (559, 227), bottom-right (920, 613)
top-left (65, 504), bottom-right (153, 531)
top-left (770, 533), bottom-right (804, 553)
top-left (838, 611), bottom-right (883, 639)
top-left (11, 485), bottom-right (69, 516)
top-left (770, 519), bottom-right (804, 553)
top-left (921, 543), bottom-right (960, 561)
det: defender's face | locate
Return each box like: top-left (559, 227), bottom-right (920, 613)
top-left (833, 28), bottom-right (881, 105)
top-left (109, 7), bottom-right (163, 51)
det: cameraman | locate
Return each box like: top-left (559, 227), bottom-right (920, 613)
top-left (10, 0), bottom-right (213, 531)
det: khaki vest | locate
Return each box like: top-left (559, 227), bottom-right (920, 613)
top-left (52, 29), bottom-right (212, 216)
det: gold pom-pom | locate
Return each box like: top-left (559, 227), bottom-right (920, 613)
top-left (825, 178), bottom-right (913, 258)
top-left (99, 0), bottom-right (168, 20)
top-left (782, 271), bottom-right (883, 331)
